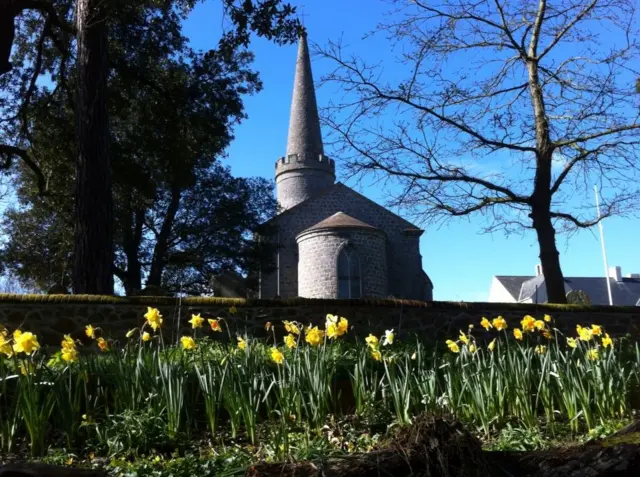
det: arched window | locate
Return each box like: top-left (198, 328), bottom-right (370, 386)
top-left (337, 246), bottom-right (361, 299)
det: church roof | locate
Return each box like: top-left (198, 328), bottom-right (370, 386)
top-left (286, 32), bottom-right (324, 162)
top-left (302, 212), bottom-right (379, 233)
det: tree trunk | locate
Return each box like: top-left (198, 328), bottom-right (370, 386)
top-left (146, 186), bottom-right (181, 287)
top-left (73, 0), bottom-right (113, 294)
top-left (531, 204), bottom-right (567, 303)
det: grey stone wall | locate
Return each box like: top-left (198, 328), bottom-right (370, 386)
top-left (1, 296), bottom-right (638, 346)
top-left (275, 166), bottom-right (334, 211)
top-left (261, 183), bottom-right (428, 300)
top-left (297, 228), bottom-right (388, 298)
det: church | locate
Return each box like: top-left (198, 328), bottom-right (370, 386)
top-left (257, 33), bottom-right (433, 301)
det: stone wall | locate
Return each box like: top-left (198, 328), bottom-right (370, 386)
top-left (0, 295), bottom-right (638, 346)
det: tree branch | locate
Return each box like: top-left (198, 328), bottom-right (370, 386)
top-left (0, 144), bottom-right (48, 195)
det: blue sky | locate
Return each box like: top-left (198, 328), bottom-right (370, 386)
top-left (182, 0), bottom-right (640, 301)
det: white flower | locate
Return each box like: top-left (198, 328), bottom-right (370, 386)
top-left (382, 329), bottom-right (395, 346)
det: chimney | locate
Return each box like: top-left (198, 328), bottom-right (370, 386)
top-left (608, 266), bottom-right (622, 282)
top-left (535, 264), bottom-right (543, 277)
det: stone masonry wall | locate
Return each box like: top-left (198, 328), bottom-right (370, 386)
top-left (297, 228), bottom-right (388, 298)
top-left (0, 295), bottom-right (638, 346)
top-left (261, 183), bottom-right (427, 300)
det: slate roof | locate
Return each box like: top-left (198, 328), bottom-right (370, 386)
top-left (518, 275), bottom-right (640, 306)
top-left (495, 276), bottom-right (534, 300)
top-left (301, 212), bottom-right (379, 234)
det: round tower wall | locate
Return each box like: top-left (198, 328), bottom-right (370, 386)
top-left (275, 158), bottom-right (335, 210)
top-left (296, 228), bottom-right (387, 298)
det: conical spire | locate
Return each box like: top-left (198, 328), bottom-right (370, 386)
top-left (286, 32), bottom-right (324, 161)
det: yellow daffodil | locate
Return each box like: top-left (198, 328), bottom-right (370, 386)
top-left (144, 307), bottom-right (163, 331)
top-left (97, 337), bottom-right (110, 352)
top-left (488, 339), bottom-right (496, 351)
top-left (61, 335), bottom-right (75, 350)
top-left (208, 318), bottom-right (222, 332)
top-left (521, 315), bottom-right (536, 332)
top-left (237, 337), bottom-right (247, 350)
top-left (337, 317), bottom-right (349, 335)
top-left (513, 328), bottom-right (523, 340)
top-left (284, 321), bottom-right (300, 335)
top-left (326, 322), bottom-right (339, 339)
top-left (468, 343), bottom-right (477, 353)
top-left (535, 345), bottom-right (547, 354)
top-left (142, 332), bottom-right (151, 342)
top-left (326, 314), bottom-right (338, 324)
top-left (371, 349), bottom-right (382, 361)
top-left (383, 329), bottom-right (395, 346)
top-left (189, 314), bottom-right (204, 329)
top-left (577, 325), bottom-right (593, 341)
top-left (587, 348), bottom-right (599, 361)
top-left (365, 334), bottom-right (379, 350)
top-left (180, 336), bottom-right (197, 350)
top-left (126, 328), bottom-right (137, 338)
top-left (12, 330), bottom-right (40, 355)
top-left (492, 316), bottom-right (508, 331)
top-left (544, 314), bottom-right (552, 322)
top-left (85, 325), bottom-right (96, 339)
top-left (0, 333), bottom-right (12, 357)
top-left (458, 331), bottom-right (469, 344)
top-left (305, 326), bottom-right (324, 347)
top-left (534, 320), bottom-right (545, 331)
top-left (284, 333), bottom-right (297, 349)
top-left (270, 347), bottom-right (285, 364)
top-left (566, 337), bottom-right (578, 348)
top-left (480, 317), bottom-right (492, 330)
top-left (265, 321), bottom-right (272, 331)
top-left (591, 324), bottom-right (602, 336)
top-left (542, 329), bottom-right (553, 340)
top-left (446, 339), bottom-right (460, 353)
top-left (468, 324), bottom-right (475, 329)
top-left (62, 347), bottom-right (79, 363)
top-left (602, 333), bottom-right (613, 348)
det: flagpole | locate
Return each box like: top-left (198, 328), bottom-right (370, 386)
top-left (594, 185), bottom-right (613, 306)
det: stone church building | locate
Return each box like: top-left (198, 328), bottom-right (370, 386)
top-left (258, 33), bottom-right (433, 301)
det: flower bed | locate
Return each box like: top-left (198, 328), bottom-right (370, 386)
top-left (0, 308), bottom-right (639, 474)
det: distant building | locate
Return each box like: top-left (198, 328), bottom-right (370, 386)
top-left (257, 33), bottom-right (433, 300)
top-left (489, 265), bottom-right (640, 306)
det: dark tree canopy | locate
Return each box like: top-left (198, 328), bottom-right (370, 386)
top-left (319, 0), bottom-right (640, 303)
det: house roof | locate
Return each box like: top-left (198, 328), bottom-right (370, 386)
top-left (300, 212), bottom-right (380, 234)
top-left (518, 275), bottom-right (640, 306)
top-left (495, 276), bottom-right (534, 300)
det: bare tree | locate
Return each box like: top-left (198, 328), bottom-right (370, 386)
top-left (318, 0), bottom-right (640, 303)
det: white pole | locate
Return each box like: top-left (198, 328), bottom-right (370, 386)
top-left (594, 185), bottom-right (613, 306)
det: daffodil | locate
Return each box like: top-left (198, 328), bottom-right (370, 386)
top-left (270, 347), bottom-right (285, 364)
top-left (492, 316), bottom-right (508, 331)
top-left (97, 337), bottom-right (110, 352)
top-left (61, 335), bottom-right (75, 350)
top-left (326, 322), bottom-right (339, 339)
top-left (189, 314), bottom-right (204, 329)
top-left (19, 361), bottom-right (35, 376)
top-left (365, 334), bottom-right (379, 350)
top-left (208, 318), bottom-right (222, 332)
top-left (488, 339), bottom-right (496, 351)
top-left (180, 336), bottom-right (196, 350)
top-left (382, 329), bottom-right (394, 346)
top-left (601, 333), bottom-right (613, 348)
top-left (468, 343), bottom-right (477, 353)
top-left (85, 325), bottom-right (96, 339)
top-left (544, 314), bottom-right (552, 322)
top-left (446, 339), bottom-right (460, 353)
top-left (62, 347), bottom-right (79, 363)
top-left (458, 331), bottom-right (469, 344)
top-left (337, 317), bottom-right (349, 335)
top-left (142, 332), bottom-right (151, 342)
top-left (284, 333), bottom-right (297, 349)
top-left (265, 321), bottom-right (272, 331)
top-left (534, 320), bottom-right (545, 331)
top-left (480, 317), bottom-right (492, 330)
top-left (126, 328), bottom-right (137, 338)
top-left (542, 329), bottom-right (553, 340)
top-left (12, 330), bottom-right (40, 355)
top-left (326, 314), bottom-right (338, 324)
top-left (284, 321), bottom-right (300, 335)
top-left (577, 325), bottom-right (593, 341)
top-left (237, 337), bottom-right (247, 350)
top-left (567, 337), bottom-right (578, 349)
top-left (371, 350), bottom-right (382, 361)
top-left (521, 315), bottom-right (536, 332)
top-left (535, 345), bottom-right (547, 354)
top-left (305, 326), bottom-right (324, 347)
top-left (144, 307), bottom-right (163, 331)
top-left (513, 328), bottom-right (523, 340)
top-left (0, 332), bottom-right (12, 357)
top-left (587, 348), bottom-right (599, 361)
top-left (591, 324), bottom-right (602, 336)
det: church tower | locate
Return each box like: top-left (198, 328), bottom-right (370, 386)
top-left (275, 32), bottom-right (335, 212)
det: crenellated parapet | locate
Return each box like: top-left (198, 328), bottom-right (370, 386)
top-left (275, 153), bottom-right (335, 177)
